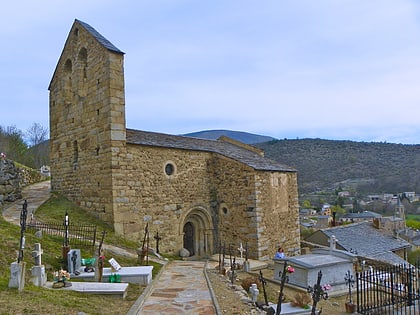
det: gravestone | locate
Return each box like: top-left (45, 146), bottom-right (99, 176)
top-left (67, 249), bottom-right (81, 275)
top-left (31, 243), bottom-right (46, 286)
top-left (9, 262), bottom-right (26, 290)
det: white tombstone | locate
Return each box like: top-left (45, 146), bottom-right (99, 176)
top-left (67, 249), bottom-right (81, 275)
top-left (30, 243), bottom-right (46, 286)
top-left (31, 265), bottom-right (46, 286)
top-left (329, 235), bottom-right (337, 251)
top-left (32, 243), bottom-right (43, 266)
top-left (9, 261), bottom-right (26, 291)
top-left (249, 283), bottom-right (259, 302)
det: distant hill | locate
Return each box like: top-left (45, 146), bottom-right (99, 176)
top-left (183, 130), bottom-right (275, 144)
top-left (255, 138), bottom-right (420, 195)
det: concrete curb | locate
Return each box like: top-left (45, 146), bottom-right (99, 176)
top-left (204, 260), bottom-right (222, 315)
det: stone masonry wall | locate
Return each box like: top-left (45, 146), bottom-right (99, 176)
top-left (49, 21), bottom-right (126, 224)
top-left (114, 144), bottom-right (214, 254)
top-left (0, 159), bottom-right (22, 204)
top-left (207, 154), bottom-right (260, 258)
top-left (255, 171), bottom-right (300, 260)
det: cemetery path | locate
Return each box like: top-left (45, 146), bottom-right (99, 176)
top-left (129, 260), bottom-right (218, 315)
top-left (2, 180), bottom-right (51, 226)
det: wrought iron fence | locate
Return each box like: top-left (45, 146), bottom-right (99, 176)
top-left (28, 219), bottom-right (97, 248)
top-left (356, 263), bottom-right (420, 315)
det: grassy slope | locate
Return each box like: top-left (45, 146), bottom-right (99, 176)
top-left (0, 193), bottom-right (162, 315)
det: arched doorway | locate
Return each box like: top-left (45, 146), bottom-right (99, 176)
top-left (180, 207), bottom-right (214, 258)
top-left (183, 222), bottom-right (195, 256)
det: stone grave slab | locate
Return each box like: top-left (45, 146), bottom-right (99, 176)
top-left (266, 302), bottom-right (312, 315)
top-left (46, 281), bottom-right (129, 299)
top-left (72, 266), bottom-right (153, 285)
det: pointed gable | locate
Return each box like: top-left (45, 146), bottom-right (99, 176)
top-left (48, 19), bottom-right (124, 90)
top-left (74, 19), bottom-right (123, 54)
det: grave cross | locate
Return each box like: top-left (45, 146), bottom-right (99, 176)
top-left (238, 242), bottom-right (246, 262)
top-left (32, 243), bottom-right (43, 266)
top-left (328, 235), bottom-right (337, 251)
top-left (63, 211), bottom-right (69, 247)
top-left (154, 231), bottom-right (162, 254)
top-left (17, 200), bottom-right (28, 263)
top-left (259, 270), bottom-right (268, 306)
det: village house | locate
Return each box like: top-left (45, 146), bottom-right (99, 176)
top-left (304, 221), bottom-right (411, 265)
top-left (47, 19), bottom-right (300, 260)
top-left (340, 210), bottom-right (382, 223)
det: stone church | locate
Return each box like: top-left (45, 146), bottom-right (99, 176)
top-left (48, 19), bottom-right (300, 260)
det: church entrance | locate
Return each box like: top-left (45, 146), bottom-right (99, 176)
top-left (183, 222), bottom-right (195, 256)
top-left (181, 207), bottom-right (214, 258)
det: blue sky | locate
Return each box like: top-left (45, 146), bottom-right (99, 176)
top-left (1, 0), bottom-right (420, 144)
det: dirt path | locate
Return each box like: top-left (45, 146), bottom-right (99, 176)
top-left (2, 180), bottom-right (51, 225)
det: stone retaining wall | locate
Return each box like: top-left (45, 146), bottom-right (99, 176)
top-left (0, 158), bottom-right (46, 205)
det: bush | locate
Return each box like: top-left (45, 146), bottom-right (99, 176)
top-left (241, 276), bottom-right (261, 291)
top-left (290, 292), bottom-right (311, 308)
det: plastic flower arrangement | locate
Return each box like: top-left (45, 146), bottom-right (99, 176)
top-left (53, 269), bottom-right (71, 282)
top-left (286, 265), bottom-right (295, 273)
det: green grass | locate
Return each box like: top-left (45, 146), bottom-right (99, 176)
top-left (0, 192), bottom-right (164, 314)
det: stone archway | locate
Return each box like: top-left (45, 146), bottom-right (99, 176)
top-left (180, 207), bottom-right (214, 258)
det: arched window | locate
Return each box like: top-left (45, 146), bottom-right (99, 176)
top-left (73, 140), bottom-right (78, 164)
top-left (64, 59), bottom-right (72, 73)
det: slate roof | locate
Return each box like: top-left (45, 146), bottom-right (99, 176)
top-left (75, 19), bottom-right (124, 54)
top-left (309, 221), bottom-right (411, 265)
top-left (342, 211), bottom-right (382, 219)
top-left (126, 128), bottom-right (296, 172)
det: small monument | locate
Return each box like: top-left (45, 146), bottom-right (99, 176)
top-left (273, 240), bottom-right (356, 292)
top-left (31, 243), bottom-right (46, 286)
top-left (67, 249), bottom-right (81, 275)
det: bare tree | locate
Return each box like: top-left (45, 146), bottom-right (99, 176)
top-left (26, 123), bottom-right (48, 147)
top-left (26, 123), bottom-right (49, 168)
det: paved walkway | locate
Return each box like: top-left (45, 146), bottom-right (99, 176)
top-left (2, 181), bottom-right (219, 315)
top-left (130, 260), bottom-right (217, 315)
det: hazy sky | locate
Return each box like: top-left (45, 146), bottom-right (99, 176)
top-left (1, 1), bottom-right (420, 144)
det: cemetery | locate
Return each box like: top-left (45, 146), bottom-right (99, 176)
top-left (2, 180), bottom-right (420, 314)
top-left (2, 194), bottom-right (163, 314)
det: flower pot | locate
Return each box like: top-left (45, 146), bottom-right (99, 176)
top-left (345, 302), bottom-right (356, 313)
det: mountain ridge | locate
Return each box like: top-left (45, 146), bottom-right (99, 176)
top-left (184, 129), bottom-right (420, 195)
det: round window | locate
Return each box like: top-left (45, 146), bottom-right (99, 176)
top-left (165, 163), bottom-right (174, 176)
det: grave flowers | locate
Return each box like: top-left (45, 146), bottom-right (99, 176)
top-left (52, 269), bottom-right (72, 288)
top-left (109, 273), bottom-right (121, 283)
top-left (286, 265), bottom-right (295, 273)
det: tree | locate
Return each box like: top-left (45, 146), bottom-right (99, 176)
top-left (0, 125), bottom-right (29, 164)
top-left (26, 123), bottom-right (48, 147)
top-left (26, 123), bottom-right (49, 168)
top-left (302, 200), bottom-right (312, 209)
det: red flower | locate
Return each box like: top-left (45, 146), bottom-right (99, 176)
top-left (286, 266), bottom-right (295, 273)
